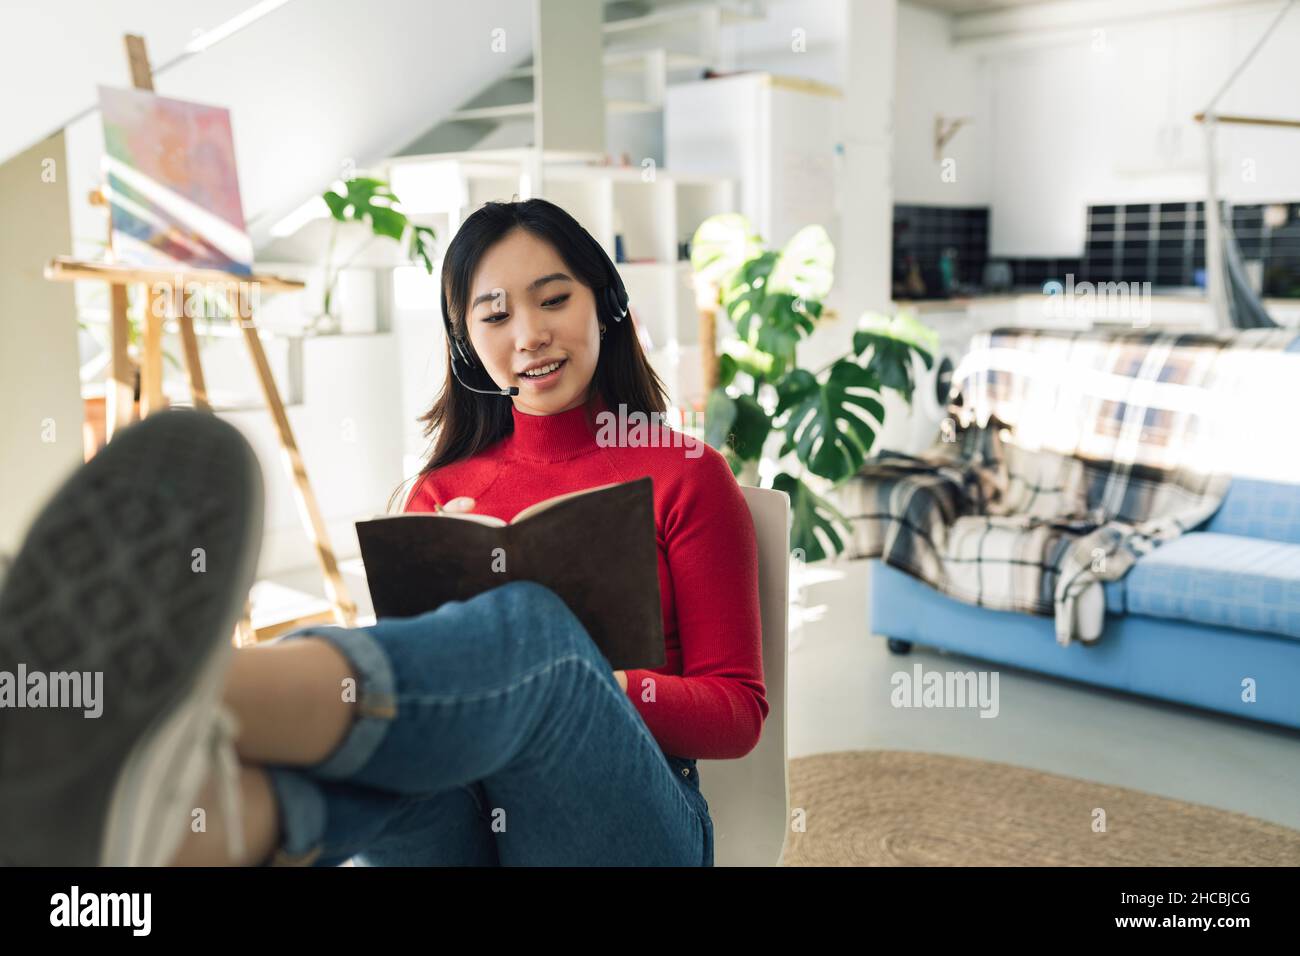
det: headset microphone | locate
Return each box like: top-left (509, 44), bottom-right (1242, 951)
top-left (449, 352), bottom-right (519, 396)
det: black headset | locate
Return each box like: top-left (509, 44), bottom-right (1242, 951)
top-left (442, 235), bottom-right (630, 397)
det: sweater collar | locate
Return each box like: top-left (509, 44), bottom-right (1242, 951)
top-left (507, 392), bottom-right (611, 461)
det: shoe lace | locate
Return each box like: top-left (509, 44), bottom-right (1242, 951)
top-left (152, 700), bottom-right (246, 866)
top-left (206, 704), bottom-right (246, 863)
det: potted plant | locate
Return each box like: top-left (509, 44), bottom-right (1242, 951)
top-left (691, 213), bottom-right (938, 562)
top-left (315, 176), bottom-right (437, 332)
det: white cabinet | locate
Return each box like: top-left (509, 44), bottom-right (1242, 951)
top-left (665, 72), bottom-right (841, 250)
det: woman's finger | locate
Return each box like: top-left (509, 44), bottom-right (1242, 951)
top-left (443, 496), bottom-right (475, 513)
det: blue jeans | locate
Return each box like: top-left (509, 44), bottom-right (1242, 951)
top-left (260, 580), bottom-right (713, 866)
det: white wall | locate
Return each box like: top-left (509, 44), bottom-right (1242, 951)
top-left (893, 2), bottom-right (992, 207)
top-left (830, 0), bottom-right (897, 343)
top-left (0, 133), bottom-right (85, 555)
top-left (718, 0), bottom-right (846, 85)
top-left (985, 39), bottom-right (1093, 256)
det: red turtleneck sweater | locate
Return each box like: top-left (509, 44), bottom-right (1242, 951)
top-left (404, 394), bottom-right (769, 760)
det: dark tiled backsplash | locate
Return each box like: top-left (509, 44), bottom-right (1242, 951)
top-left (1085, 201), bottom-right (1300, 296)
top-left (998, 257), bottom-right (1082, 287)
top-left (1084, 202), bottom-right (1207, 288)
top-left (893, 205), bottom-right (988, 297)
top-left (891, 201), bottom-right (1300, 298)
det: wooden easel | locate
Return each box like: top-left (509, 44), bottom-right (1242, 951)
top-left (46, 34), bottom-right (356, 643)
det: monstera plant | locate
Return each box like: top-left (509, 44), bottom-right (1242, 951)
top-left (316, 176), bottom-right (437, 330)
top-left (692, 213), bottom-right (938, 562)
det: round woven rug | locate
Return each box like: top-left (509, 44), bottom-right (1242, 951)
top-left (781, 750), bottom-right (1300, 866)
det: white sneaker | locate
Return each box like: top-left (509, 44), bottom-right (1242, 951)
top-left (0, 410), bottom-right (263, 866)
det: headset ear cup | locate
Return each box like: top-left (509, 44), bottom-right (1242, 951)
top-left (605, 285), bottom-right (627, 323)
top-left (452, 334), bottom-right (475, 371)
top-left (443, 308), bottom-right (472, 370)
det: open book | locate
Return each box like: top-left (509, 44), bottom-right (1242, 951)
top-left (355, 476), bottom-right (665, 671)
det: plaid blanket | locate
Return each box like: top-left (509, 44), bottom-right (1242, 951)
top-left (841, 325), bottom-right (1300, 646)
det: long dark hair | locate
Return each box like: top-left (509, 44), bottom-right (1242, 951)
top-left (391, 198), bottom-right (668, 510)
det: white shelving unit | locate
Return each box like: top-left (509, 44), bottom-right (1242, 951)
top-left (393, 1), bottom-right (766, 160)
top-left (383, 151), bottom-right (734, 411)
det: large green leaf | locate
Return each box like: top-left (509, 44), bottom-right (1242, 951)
top-left (773, 368), bottom-right (817, 458)
top-left (719, 341), bottom-right (775, 386)
top-left (774, 368), bottom-right (819, 416)
top-left (691, 213), bottom-right (765, 287)
top-left (790, 295), bottom-right (820, 334)
top-left (704, 388), bottom-right (738, 450)
top-left (321, 177), bottom-right (435, 274)
top-left (766, 224), bottom-right (835, 301)
top-left (778, 360), bottom-right (885, 481)
top-left (323, 177), bottom-right (392, 221)
top-left (722, 251), bottom-right (778, 340)
top-left (722, 268), bottom-right (813, 383)
top-left (704, 388), bottom-right (771, 464)
top-left (408, 224), bottom-right (437, 274)
top-left (717, 352), bottom-right (739, 388)
top-left (322, 190), bottom-right (350, 220)
top-left (851, 311), bottom-right (938, 403)
top-left (753, 308), bottom-right (800, 380)
top-left (771, 472), bottom-right (854, 563)
top-left (729, 393), bottom-right (772, 461)
top-left (703, 222), bottom-right (835, 390)
top-left (367, 205), bottom-right (406, 241)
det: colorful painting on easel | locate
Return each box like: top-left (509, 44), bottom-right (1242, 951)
top-left (98, 85), bottom-right (254, 275)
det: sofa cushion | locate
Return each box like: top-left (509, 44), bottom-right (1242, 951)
top-left (1103, 578), bottom-right (1127, 615)
top-left (1123, 532), bottom-right (1300, 642)
top-left (1202, 478), bottom-right (1300, 547)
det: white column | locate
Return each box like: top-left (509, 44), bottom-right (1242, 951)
top-left (803, 0), bottom-right (897, 373)
top-left (0, 132), bottom-right (85, 554)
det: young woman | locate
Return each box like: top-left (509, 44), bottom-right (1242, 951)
top-left (0, 199), bottom-right (767, 867)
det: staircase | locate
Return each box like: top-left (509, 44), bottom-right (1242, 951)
top-left (392, 0), bottom-right (768, 162)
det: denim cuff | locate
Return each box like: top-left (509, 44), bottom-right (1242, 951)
top-left (264, 768), bottom-right (326, 866)
top-left (271, 623), bottom-right (399, 781)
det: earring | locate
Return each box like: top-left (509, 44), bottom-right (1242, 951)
top-left (599, 322), bottom-right (607, 339)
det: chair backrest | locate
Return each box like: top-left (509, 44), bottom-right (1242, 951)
top-left (697, 485), bottom-right (791, 867)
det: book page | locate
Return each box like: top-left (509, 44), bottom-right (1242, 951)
top-left (373, 511), bottom-right (507, 528)
top-left (441, 512), bottom-right (508, 528)
top-left (511, 480), bottom-right (626, 524)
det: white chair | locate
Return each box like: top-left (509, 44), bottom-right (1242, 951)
top-left (697, 485), bottom-right (791, 867)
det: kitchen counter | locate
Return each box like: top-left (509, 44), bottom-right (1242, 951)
top-left (890, 291), bottom-right (1300, 326)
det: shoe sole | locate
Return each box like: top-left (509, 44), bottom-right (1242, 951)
top-left (0, 410), bottom-right (263, 866)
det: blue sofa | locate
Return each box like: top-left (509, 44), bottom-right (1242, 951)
top-left (871, 476), bottom-right (1300, 731)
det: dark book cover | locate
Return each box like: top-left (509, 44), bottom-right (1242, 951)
top-left (355, 477), bottom-right (665, 671)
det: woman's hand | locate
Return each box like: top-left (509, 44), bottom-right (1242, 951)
top-left (613, 670), bottom-right (628, 692)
